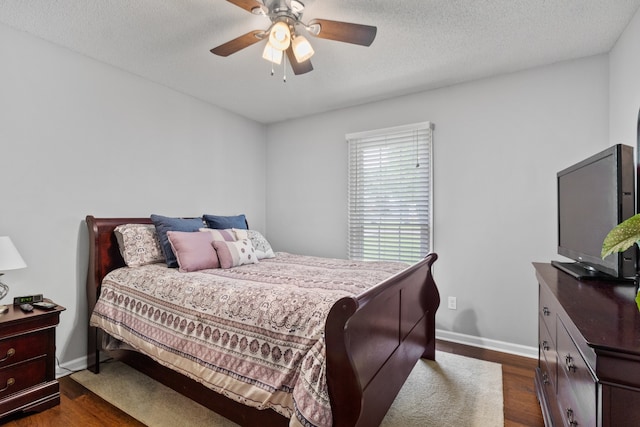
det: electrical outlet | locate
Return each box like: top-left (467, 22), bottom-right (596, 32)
top-left (448, 296), bottom-right (457, 310)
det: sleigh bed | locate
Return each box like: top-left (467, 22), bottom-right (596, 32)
top-left (85, 215), bottom-right (440, 427)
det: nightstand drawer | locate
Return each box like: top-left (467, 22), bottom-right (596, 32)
top-left (0, 330), bottom-right (48, 368)
top-left (0, 357), bottom-right (47, 399)
top-left (0, 303), bottom-right (64, 420)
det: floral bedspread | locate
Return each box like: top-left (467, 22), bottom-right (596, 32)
top-left (90, 252), bottom-right (407, 427)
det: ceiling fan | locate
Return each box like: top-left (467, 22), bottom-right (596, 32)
top-left (211, 0), bottom-right (377, 77)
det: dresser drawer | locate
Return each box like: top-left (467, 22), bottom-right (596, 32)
top-left (539, 316), bottom-right (557, 391)
top-left (0, 357), bottom-right (47, 399)
top-left (539, 284), bottom-right (557, 337)
top-left (539, 352), bottom-right (557, 402)
top-left (557, 320), bottom-right (597, 426)
top-left (0, 330), bottom-right (48, 369)
top-left (557, 376), bottom-right (592, 427)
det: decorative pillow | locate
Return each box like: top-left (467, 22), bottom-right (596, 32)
top-left (232, 228), bottom-right (248, 240)
top-left (114, 224), bottom-right (165, 267)
top-left (212, 239), bottom-right (259, 269)
top-left (199, 228), bottom-right (236, 242)
top-left (150, 214), bottom-right (204, 268)
top-left (233, 229), bottom-right (275, 259)
top-left (203, 214), bottom-right (248, 230)
top-left (167, 231), bottom-right (219, 272)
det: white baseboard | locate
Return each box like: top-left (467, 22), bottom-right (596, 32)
top-left (436, 329), bottom-right (538, 359)
top-left (56, 352), bottom-right (113, 378)
top-left (55, 355), bottom-right (87, 378)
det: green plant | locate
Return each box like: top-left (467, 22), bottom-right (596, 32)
top-left (602, 213), bottom-right (640, 310)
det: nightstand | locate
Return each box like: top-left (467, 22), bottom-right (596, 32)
top-left (0, 302), bottom-right (65, 419)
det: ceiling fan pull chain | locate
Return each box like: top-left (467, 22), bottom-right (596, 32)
top-left (283, 53), bottom-right (287, 83)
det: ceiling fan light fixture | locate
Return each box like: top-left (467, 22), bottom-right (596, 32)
top-left (213, 1), bottom-right (377, 77)
top-left (262, 42), bottom-right (283, 64)
top-left (269, 21), bottom-right (291, 51)
top-left (292, 35), bottom-right (314, 62)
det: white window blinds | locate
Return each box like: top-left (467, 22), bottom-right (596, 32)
top-left (347, 122), bottom-right (433, 263)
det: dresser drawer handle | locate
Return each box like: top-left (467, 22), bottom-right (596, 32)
top-left (565, 354), bottom-right (577, 373)
top-left (543, 307), bottom-right (551, 316)
top-left (542, 340), bottom-right (550, 351)
top-left (0, 348), bottom-right (15, 363)
top-left (566, 407), bottom-right (578, 426)
top-left (542, 372), bottom-right (550, 385)
top-left (0, 377), bottom-right (15, 392)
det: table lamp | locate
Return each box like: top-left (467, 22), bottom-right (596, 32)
top-left (0, 236), bottom-right (27, 313)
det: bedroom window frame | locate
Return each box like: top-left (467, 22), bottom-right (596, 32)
top-left (346, 121), bottom-right (434, 264)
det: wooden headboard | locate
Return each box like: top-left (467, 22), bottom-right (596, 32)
top-left (85, 215), bottom-right (152, 371)
top-left (85, 216), bottom-right (152, 301)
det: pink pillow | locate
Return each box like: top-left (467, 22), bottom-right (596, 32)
top-left (212, 239), bottom-right (258, 269)
top-left (167, 231), bottom-right (219, 272)
top-left (198, 228), bottom-right (236, 241)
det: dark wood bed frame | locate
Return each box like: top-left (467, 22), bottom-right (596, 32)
top-left (85, 215), bottom-right (440, 427)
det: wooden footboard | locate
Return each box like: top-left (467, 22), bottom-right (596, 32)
top-left (85, 215), bottom-right (439, 427)
top-left (325, 253), bottom-right (439, 427)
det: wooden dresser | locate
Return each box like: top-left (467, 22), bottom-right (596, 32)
top-left (0, 303), bottom-right (65, 419)
top-left (534, 263), bottom-right (640, 427)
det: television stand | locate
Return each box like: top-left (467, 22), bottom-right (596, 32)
top-left (551, 260), bottom-right (635, 283)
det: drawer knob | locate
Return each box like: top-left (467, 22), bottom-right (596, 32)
top-left (543, 307), bottom-right (551, 316)
top-left (565, 354), bottom-right (577, 373)
top-left (0, 377), bottom-right (15, 392)
top-left (542, 372), bottom-right (550, 385)
top-left (542, 340), bottom-right (550, 351)
top-left (0, 348), bottom-right (15, 363)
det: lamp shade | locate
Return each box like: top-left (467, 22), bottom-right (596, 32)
top-left (262, 42), bottom-right (284, 64)
top-left (0, 237), bottom-right (27, 271)
top-left (292, 35), bottom-right (314, 63)
top-left (269, 21), bottom-right (291, 51)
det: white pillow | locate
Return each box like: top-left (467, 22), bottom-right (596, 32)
top-left (212, 239), bottom-right (259, 269)
top-left (233, 229), bottom-right (275, 259)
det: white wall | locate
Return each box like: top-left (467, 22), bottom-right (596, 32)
top-left (3, 8), bottom-right (633, 366)
top-left (266, 55), bottom-right (611, 351)
top-left (0, 23), bottom-right (267, 368)
top-left (610, 7), bottom-right (640, 146)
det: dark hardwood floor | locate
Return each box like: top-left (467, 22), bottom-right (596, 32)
top-left (3, 340), bottom-right (544, 426)
top-left (436, 340), bottom-right (544, 427)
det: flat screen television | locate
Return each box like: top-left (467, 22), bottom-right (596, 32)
top-left (552, 144), bottom-right (636, 281)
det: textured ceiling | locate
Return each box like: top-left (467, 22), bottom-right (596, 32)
top-left (1, 0), bottom-right (639, 124)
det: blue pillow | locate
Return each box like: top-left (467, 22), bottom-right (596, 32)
top-left (150, 214), bottom-right (204, 268)
top-left (203, 214), bottom-right (248, 230)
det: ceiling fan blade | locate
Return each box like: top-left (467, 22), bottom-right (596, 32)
top-left (308, 19), bottom-right (377, 46)
top-left (225, 0), bottom-right (264, 14)
top-left (286, 47), bottom-right (313, 75)
top-left (210, 30), bottom-right (265, 57)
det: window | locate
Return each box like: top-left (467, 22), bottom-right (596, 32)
top-left (347, 122), bottom-right (433, 263)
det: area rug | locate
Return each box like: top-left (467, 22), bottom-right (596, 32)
top-left (70, 351), bottom-right (503, 426)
